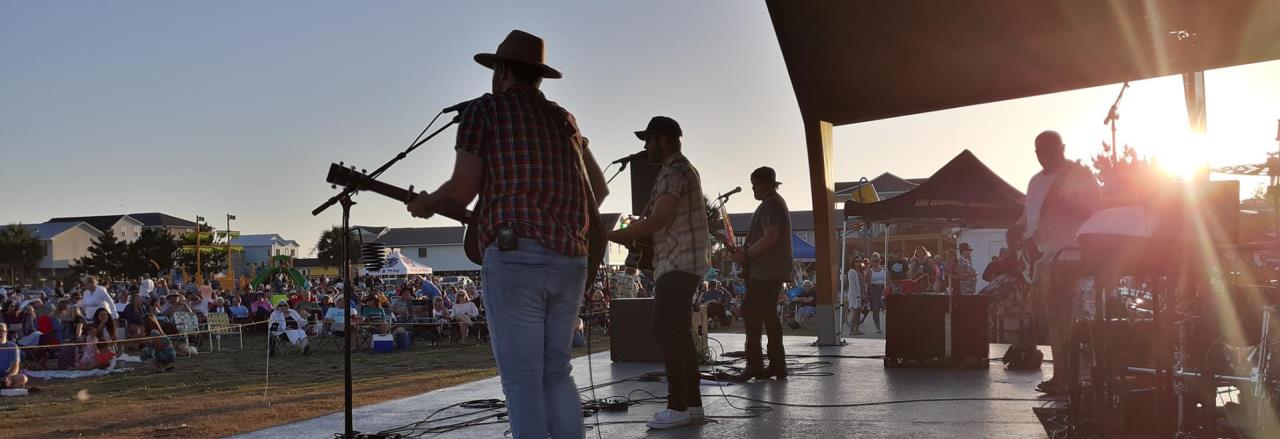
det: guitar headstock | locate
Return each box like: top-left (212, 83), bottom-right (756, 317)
top-left (326, 162), bottom-right (369, 190)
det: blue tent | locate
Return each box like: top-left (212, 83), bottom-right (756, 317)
top-left (792, 234), bottom-right (815, 262)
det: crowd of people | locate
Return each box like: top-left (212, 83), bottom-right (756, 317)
top-left (0, 271), bottom-right (519, 389)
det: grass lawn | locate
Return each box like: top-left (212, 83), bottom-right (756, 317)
top-left (0, 329), bottom-right (610, 439)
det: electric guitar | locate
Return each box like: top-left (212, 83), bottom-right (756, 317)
top-left (325, 163), bottom-right (608, 288)
top-left (621, 235), bottom-right (654, 271)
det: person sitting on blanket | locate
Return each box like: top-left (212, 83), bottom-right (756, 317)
top-left (142, 329), bottom-right (176, 372)
top-left (0, 323), bottom-right (30, 390)
top-left (268, 301), bottom-right (312, 356)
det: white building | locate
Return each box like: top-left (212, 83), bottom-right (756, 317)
top-left (374, 214), bottom-right (627, 274)
top-left (47, 214), bottom-right (146, 243)
top-left (22, 222), bottom-right (103, 278)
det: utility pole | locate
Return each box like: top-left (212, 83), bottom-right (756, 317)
top-left (226, 214), bottom-right (237, 291)
top-left (195, 215), bottom-right (205, 285)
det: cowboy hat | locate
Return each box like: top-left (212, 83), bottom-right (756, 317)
top-left (474, 30), bottom-right (562, 79)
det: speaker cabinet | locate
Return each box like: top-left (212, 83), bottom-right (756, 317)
top-left (609, 298), bottom-right (662, 362)
top-left (885, 294), bottom-right (989, 368)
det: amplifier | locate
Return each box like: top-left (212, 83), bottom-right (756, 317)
top-left (884, 294), bottom-right (989, 368)
top-left (608, 298), bottom-right (710, 363)
top-left (609, 298), bottom-right (661, 362)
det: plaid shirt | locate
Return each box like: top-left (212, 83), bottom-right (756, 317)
top-left (456, 85), bottom-right (591, 256)
top-left (645, 153), bottom-right (710, 278)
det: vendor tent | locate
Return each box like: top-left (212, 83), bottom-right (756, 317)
top-left (844, 150), bottom-right (1025, 227)
top-left (362, 250), bottom-right (432, 277)
top-left (792, 234), bottom-right (816, 262)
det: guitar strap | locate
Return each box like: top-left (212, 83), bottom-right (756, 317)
top-left (546, 100), bottom-right (606, 285)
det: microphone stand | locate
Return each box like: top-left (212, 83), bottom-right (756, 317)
top-left (311, 112), bottom-right (460, 439)
top-left (1103, 81), bottom-right (1129, 163)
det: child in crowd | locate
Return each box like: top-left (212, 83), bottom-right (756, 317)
top-left (143, 330), bottom-right (176, 372)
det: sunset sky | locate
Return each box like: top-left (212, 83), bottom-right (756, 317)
top-left (4, 1), bottom-right (1278, 253)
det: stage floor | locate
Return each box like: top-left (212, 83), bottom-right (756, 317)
top-left (235, 333), bottom-right (1060, 438)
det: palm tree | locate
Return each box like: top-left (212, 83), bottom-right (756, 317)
top-left (316, 226), bottom-right (361, 271)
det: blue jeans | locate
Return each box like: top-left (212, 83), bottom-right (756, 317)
top-left (482, 239), bottom-right (587, 439)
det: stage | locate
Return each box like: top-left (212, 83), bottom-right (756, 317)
top-left (235, 333), bottom-right (1059, 438)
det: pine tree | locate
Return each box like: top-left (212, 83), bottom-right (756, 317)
top-left (74, 230), bottom-right (128, 279)
top-left (125, 228), bottom-right (178, 277)
top-left (0, 224), bottom-right (47, 284)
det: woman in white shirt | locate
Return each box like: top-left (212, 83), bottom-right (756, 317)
top-left (845, 258), bottom-right (866, 336)
top-left (268, 301), bottom-right (311, 355)
top-left (866, 253), bottom-right (888, 334)
top-left (452, 291), bottom-right (480, 342)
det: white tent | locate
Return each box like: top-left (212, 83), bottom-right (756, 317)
top-left (361, 250), bottom-right (433, 277)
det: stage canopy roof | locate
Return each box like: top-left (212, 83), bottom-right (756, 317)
top-left (844, 150), bottom-right (1024, 226)
top-left (766, 1), bottom-right (1280, 126)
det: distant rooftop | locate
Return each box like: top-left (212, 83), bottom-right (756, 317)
top-left (19, 222), bottom-right (101, 240)
top-left (231, 234), bottom-right (300, 247)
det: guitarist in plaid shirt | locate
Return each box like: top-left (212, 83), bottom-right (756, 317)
top-left (407, 30), bottom-right (608, 439)
top-left (607, 116), bottom-right (711, 430)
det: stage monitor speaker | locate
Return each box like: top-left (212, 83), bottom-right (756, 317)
top-left (885, 294), bottom-right (988, 368)
top-left (629, 153), bottom-right (661, 216)
top-left (609, 298), bottom-right (661, 362)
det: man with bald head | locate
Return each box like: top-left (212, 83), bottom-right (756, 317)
top-left (1009, 130), bottom-right (1101, 395)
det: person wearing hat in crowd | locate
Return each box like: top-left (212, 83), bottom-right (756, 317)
top-left (608, 115), bottom-right (711, 429)
top-left (268, 300), bottom-right (312, 356)
top-left (950, 243), bottom-right (979, 295)
top-left (405, 29), bottom-right (607, 439)
top-left (728, 166), bottom-right (794, 382)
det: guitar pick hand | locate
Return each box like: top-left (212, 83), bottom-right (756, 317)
top-left (407, 191), bottom-right (436, 220)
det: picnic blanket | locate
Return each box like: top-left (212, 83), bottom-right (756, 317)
top-left (23, 354), bottom-right (143, 380)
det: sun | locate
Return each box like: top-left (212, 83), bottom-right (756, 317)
top-left (1153, 133), bottom-right (1209, 178)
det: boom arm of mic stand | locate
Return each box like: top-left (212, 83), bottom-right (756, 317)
top-left (605, 162), bottom-right (627, 185)
top-left (313, 115), bottom-right (460, 216)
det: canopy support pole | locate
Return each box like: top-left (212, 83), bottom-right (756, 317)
top-left (803, 117), bottom-right (841, 346)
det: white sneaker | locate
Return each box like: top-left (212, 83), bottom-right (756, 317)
top-left (688, 406), bottom-right (705, 424)
top-left (646, 408), bottom-right (691, 429)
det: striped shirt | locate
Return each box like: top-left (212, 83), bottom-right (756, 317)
top-left (645, 153), bottom-right (710, 278)
top-left (455, 85), bottom-right (591, 256)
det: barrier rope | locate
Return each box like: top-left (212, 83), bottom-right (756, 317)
top-left (3, 308), bottom-right (614, 350)
top-left (0, 320), bottom-right (271, 351)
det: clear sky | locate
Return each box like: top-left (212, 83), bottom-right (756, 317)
top-left (4, 1), bottom-right (1279, 255)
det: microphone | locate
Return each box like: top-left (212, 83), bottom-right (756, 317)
top-left (443, 98), bottom-right (478, 114)
top-left (717, 186), bottom-right (742, 200)
top-left (611, 150), bottom-right (648, 165)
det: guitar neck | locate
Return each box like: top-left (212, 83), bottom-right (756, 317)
top-left (353, 176), bottom-right (472, 223)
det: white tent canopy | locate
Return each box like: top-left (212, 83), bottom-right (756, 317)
top-left (361, 250), bottom-right (432, 277)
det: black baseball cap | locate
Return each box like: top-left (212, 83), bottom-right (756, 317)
top-left (750, 166), bottom-right (781, 185)
top-left (635, 116), bottom-right (682, 141)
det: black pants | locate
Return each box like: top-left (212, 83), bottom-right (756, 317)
top-left (651, 271), bottom-right (702, 411)
top-left (743, 278), bottom-right (786, 371)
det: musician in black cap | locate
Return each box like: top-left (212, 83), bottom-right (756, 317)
top-left (608, 116), bottom-right (710, 429)
top-left (728, 166), bottom-right (792, 381)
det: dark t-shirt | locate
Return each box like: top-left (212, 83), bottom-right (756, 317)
top-left (746, 193), bottom-right (793, 280)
